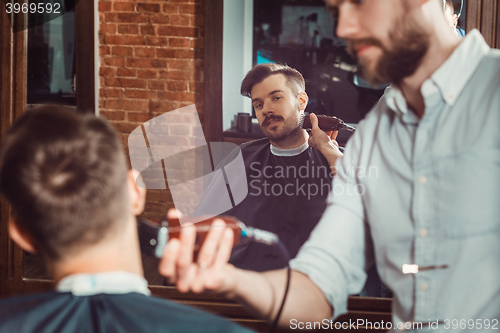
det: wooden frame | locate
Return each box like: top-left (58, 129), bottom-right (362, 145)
top-left (466, 0), bottom-right (499, 48)
top-left (0, 0), bottom-right (96, 299)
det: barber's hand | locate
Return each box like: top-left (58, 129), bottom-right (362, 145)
top-left (159, 209), bottom-right (238, 295)
top-left (308, 113), bottom-right (343, 174)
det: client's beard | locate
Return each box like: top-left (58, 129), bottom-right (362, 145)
top-left (346, 16), bottom-right (430, 86)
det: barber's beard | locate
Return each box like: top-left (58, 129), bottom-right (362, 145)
top-left (347, 16), bottom-right (430, 86)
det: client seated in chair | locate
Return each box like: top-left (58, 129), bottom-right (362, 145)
top-left (0, 106), bottom-right (253, 333)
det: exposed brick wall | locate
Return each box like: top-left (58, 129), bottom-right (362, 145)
top-left (98, 0), bottom-right (205, 219)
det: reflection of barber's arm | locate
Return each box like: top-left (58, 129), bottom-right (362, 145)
top-left (307, 113), bottom-right (344, 175)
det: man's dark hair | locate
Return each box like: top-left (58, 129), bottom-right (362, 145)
top-left (0, 106), bottom-right (129, 260)
top-left (240, 63), bottom-right (305, 98)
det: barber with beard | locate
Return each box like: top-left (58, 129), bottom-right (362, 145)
top-left (161, 0), bottom-right (500, 330)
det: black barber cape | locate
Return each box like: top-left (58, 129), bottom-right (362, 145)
top-left (195, 138), bottom-right (333, 272)
top-left (0, 292), bottom-right (254, 333)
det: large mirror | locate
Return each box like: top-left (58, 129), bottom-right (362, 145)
top-left (209, 0), bottom-right (470, 300)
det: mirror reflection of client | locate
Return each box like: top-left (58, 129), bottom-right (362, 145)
top-left (0, 107), bottom-right (253, 333)
top-left (195, 64), bottom-right (389, 297)
top-left (196, 63), bottom-right (343, 271)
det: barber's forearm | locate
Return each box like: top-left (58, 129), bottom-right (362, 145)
top-left (229, 268), bottom-right (333, 327)
top-left (320, 149), bottom-right (343, 176)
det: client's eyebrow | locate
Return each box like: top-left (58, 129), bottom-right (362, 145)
top-left (252, 90), bottom-right (283, 103)
top-left (268, 90), bottom-right (283, 96)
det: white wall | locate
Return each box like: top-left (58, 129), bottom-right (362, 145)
top-left (222, 0), bottom-right (253, 131)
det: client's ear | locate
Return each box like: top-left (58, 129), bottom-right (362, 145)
top-left (128, 169), bottom-right (146, 216)
top-left (9, 219), bottom-right (37, 253)
top-left (297, 91), bottom-right (309, 112)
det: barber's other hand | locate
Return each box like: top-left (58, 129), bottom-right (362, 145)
top-left (307, 113), bottom-right (343, 174)
top-left (158, 209), bottom-right (238, 295)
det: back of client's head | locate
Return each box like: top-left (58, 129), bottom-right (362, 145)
top-left (0, 106), bottom-right (129, 261)
top-left (240, 63), bottom-right (305, 98)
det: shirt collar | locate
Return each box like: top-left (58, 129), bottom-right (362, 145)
top-left (385, 29), bottom-right (490, 115)
top-left (270, 140), bottom-right (309, 157)
top-left (56, 271), bottom-right (151, 296)
top-left (431, 29), bottom-right (490, 105)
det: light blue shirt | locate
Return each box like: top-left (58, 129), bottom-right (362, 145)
top-left (290, 30), bottom-right (500, 331)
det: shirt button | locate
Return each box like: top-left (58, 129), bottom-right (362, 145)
top-left (419, 228), bottom-right (429, 237)
top-left (421, 282), bottom-right (429, 291)
top-left (418, 176), bottom-right (428, 185)
top-left (447, 93), bottom-right (455, 100)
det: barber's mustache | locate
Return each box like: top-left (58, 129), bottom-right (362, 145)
top-left (263, 115), bottom-right (284, 126)
top-left (345, 38), bottom-right (384, 58)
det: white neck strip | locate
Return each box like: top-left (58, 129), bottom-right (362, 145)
top-left (56, 271), bottom-right (151, 296)
top-left (270, 141), bottom-right (309, 157)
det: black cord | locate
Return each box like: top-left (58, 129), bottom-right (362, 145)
top-left (268, 241), bottom-right (292, 333)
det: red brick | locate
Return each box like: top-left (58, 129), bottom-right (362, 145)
top-left (189, 82), bottom-right (203, 92)
top-left (157, 48), bottom-right (195, 59)
top-left (104, 56), bottom-right (126, 66)
top-left (110, 121), bottom-right (141, 134)
top-left (137, 3), bottom-right (160, 12)
top-left (105, 99), bottom-right (148, 111)
top-left (99, 1), bottom-right (112, 12)
top-left (113, 2), bottom-right (135, 12)
top-left (112, 46), bottom-right (133, 56)
top-left (167, 59), bottom-right (194, 70)
top-left (134, 47), bottom-right (156, 58)
top-left (105, 35), bottom-right (146, 45)
top-left (146, 36), bottom-right (167, 46)
top-left (169, 37), bottom-right (190, 48)
top-left (158, 91), bottom-right (196, 103)
top-left (117, 68), bottom-right (137, 77)
top-left (140, 25), bottom-right (155, 35)
top-left (148, 80), bottom-right (165, 90)
top-left (125, 89), bottom-right (156, 99)
top-left (149, 100), bottom-right (180, 112)
top-left (179, 3), bottom-right (202, 14)
top-left (100, 88), bottom-right (124, 98)
top-left (169, 14), bottom-right (191, 26)
top-left (128, 112), bottom-right (154, 123)
top-left (100, 23), bottom-right (116, 34)
top-left (106, 13), bottom-right (148, 24)
top-left (163, 3), bottom-right (179, 13)
top-left (100, 111), bottom-right (125, 121)
top-left (150, 15), bottom-right (170, 25)
top-left (158, 26), bottom-right (197, 37)
top-left (137, 69), bottom-right (158, 79)
top-left (159, 70), bottom-right (195, 80)
top-left (167, 81), bottom-right (187, 91)
top-left (99, 67), bottom-right (116, 77)
top-left (190, 37), bottom-right (204, 49)
top-left (100, 45), bottom-right (111, 55)
top-left (118, 24), bottom-right (139, 35)
top-left (106, 77), bottom-right (147, 89)
top-left (126, 58), bottom-right (167, 69)
top-left (172, 0), bottom-right (197, 2)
